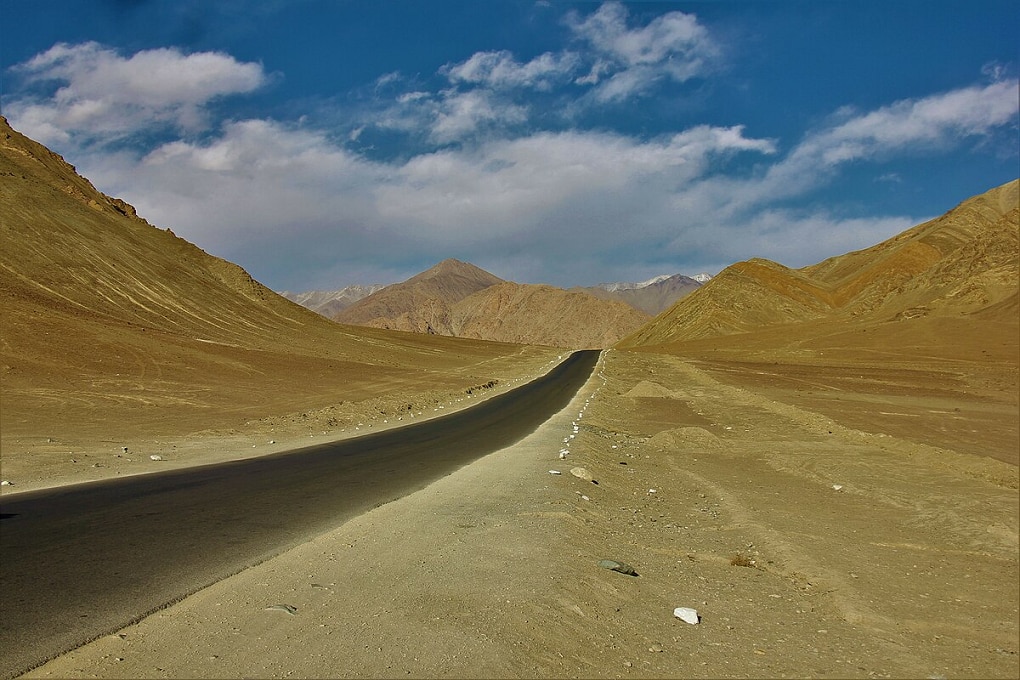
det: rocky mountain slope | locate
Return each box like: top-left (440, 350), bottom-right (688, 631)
top-left (451, 282), bottom-right (651, 348)
top-left (279, 285), bottom-right (386, 317)
top-left (620, 179), bottom-right (1019, 347)
top-left (334, 260), bottom-right (651, 347)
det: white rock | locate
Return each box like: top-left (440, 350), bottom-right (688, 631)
top-left (673, 607), bottom-right (699, 624)
top-left (149, 455), bottom-right (162, 461)
top-left (832, 484), bottom-right (843, 491)
top-left (570, 467), bottom-right (594, 482)
top-left (1, 480), bottom-right (12, 486)
top-left (549, 470), bottom-right (562, 475)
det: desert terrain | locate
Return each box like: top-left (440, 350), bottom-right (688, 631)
top-left (2, 113), bottom-right (1018, 679)
top-left (19, 346), bottom-right (1018, 679)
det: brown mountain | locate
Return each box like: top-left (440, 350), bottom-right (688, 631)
top-left (334, 259), bottom-right (504, 334)
top-left (620, 179), bottom-right (1019, 348)
top-left (334, 261), bottom-right (651, 347)
top-left (451, 282), bottom-right (651, 348)
top-left (0, 117), bottom-right (537, 459)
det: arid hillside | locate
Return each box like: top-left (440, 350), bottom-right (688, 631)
top-left (335, 259), bottom-right (651, 347)
top-left (619, 180), bottom-right (1019, 465)
top-left (0, 116), bottom-right (558, 486)
top-left (621, 180), bottom-right (1018, 347)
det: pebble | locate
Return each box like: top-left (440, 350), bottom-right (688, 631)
top-left (598, 559), bottom-right (637, 576)
top-left (264, 604), bottom-right (298, 615)
top-left (549, 470), bottom-right (562, 475)
top-left (570, 467), bottom-right (594, 482)
top-left (0, 480), bottom-right (12, 486)
top-left (673, 607), bottom-right (699, 624)
top-left (149, 455), bottom-right (162, 461)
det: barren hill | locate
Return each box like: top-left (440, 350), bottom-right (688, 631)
top-left (334, 259), bottom-right (503, 334)
top-left (451, 282), bottom-right (651, 348)
top-left (620, 179), bottom-right (1019, 347)
top-left (0, 117), bottom-right (549, 476)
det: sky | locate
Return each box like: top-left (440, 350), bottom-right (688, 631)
top-left (2, 1), bottom-right (1017, 290)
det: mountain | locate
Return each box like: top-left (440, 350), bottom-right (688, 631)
top-left (582, 273), bottom-right (702, 315)
top-left (619, 179), bottom-right (1019, 348)
top-left (280, 285), bottom-right (386, 317)
top-left (333, 259), bottom-right (504, 334)
top-left (451, 282), bottom-right (651, 348)
top-left (333, 260), bottom-right (652, 347)
top-left (0, 117), bottom-right (531, 451)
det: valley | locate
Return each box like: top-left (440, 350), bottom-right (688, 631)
top-left (1, 112), bottom-right (1017, 679)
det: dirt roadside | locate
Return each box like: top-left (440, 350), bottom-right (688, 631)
top-left (21, 349), bottom-right (1019, 679)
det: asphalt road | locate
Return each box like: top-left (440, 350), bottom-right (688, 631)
top-left (0, 349), bottom-right (600, 678)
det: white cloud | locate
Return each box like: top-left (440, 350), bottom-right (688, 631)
top-left (429, 89), bottom-right (529, 144)
top-left (442, 50), bottom-right (579, 91)
top-left (7, 42), bottom-right (266, 145)
top-left (566, 1), bottom-right (719, 101)
top-left (694, 78), bottom-right (1020, 214)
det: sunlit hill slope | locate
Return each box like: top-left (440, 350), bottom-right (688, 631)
top-left (0, 117), bottom-right (534, 444)
top-left (620, 180), bottom-right (1019, 349)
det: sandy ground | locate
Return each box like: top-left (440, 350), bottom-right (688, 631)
top-left (0, 347), bottom-right (565, 495)
top-left (20, 349), bottom-right (1018, 679)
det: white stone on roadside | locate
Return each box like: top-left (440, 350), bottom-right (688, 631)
top-left (549, 470), bottom-right (562, 475)
top-left (570, 467), bottom-right (594, 482)
top-left (673, 607), bottom-right (699, 624)
top-left (832, 484), bottom-right (843, 491)
top-left (1, 480), bottom-right (12, 486)
top-left (149, 455), bottom-right (162, 461)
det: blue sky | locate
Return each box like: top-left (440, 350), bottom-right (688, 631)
top-left (2, 1), bottom-right (1017, 290)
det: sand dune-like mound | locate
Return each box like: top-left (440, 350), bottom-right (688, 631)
top-left (623, 380), bottom-right (677, 399)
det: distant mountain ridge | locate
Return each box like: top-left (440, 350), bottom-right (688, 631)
top-left (291, 269), bottom-right (708, 321)
top-left (581, 273), bottom-right (703, 315)
top-left (279, 285), bottom-right (386, 317)
top-left (332, 259), bottom-right (652, 347)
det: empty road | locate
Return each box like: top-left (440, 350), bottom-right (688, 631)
top-left (0, 349), bottom-right (600, 678)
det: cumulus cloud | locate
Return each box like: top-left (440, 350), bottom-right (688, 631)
top-left (7, 41), bottom-right (266, 146)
